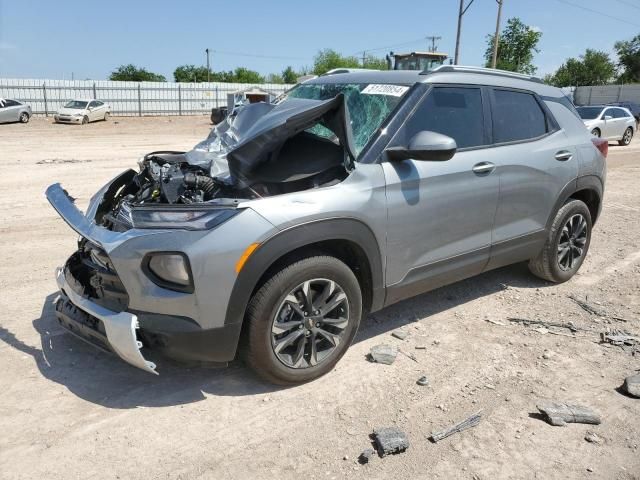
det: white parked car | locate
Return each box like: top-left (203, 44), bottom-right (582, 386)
top-left (54, 99), bottom-right (111, 125)
top-left (577, 105), bottom-right (635, 146)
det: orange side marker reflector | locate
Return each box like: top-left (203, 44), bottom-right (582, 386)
top-left (235, 243), bottom-right (260, 273)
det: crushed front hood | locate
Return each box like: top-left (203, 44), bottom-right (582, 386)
top-left (185, 94), bottom-right (355, 186)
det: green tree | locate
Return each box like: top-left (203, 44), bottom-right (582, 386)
top-left (109, 64), bottom-right (166, 82)
top-left (173, 65), bottom-right (210, 82)
top-left (313, 49), bottom-right (360, 75)
top-left (363, 55), bottom-right (389, 70)
top-left (545, 49), bottom-right (616, 87)
top-left (282, 66), bottom-right (298, 84)
top-left (484, 18), bottom-right (542, 74)
top-left (232, 67), bottom-right (265, 83)
top-left (615, 34), bottom-right (640, 83)
top-left (266, 73), bottom-right (284, 84)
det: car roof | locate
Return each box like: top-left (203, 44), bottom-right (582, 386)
top-left (304, 65), bottom-right (567, 98)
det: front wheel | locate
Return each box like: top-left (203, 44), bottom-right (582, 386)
top-left (590, 128), bottom-right (601, 138)
top-left (104, 112), bottom-right (110, 121)
top-left (244, 256), bottom-right (362, 384)
top-left (619, 127), bottom-right (633, 146)
top-left (82, 115), bottom-right (89, 125)
top-left (529, 200), bottom-right (592, 283)
top-left (19, 112), bottom-right (30, 123)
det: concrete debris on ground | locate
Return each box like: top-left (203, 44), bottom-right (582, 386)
top-left (416, 375), bottom-right (429, 386)
top-left (585, 431), bottom-right (602, 444)
top-left (391, 329), bottom-right (409, 340)
top-left (368, 344), bottom-right (398, 365)
top-left (373, 427), bottom-right (409, 456)
top-left (358, 448), bottom-right (375, 464)
top-left (430, 411), bottom-right (483, 443)
top-left (622, 374), bottom-right (640, 398)
top-left (536, 402), bottom-right (602, 426)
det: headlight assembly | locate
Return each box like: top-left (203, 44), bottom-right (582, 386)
top-left (129, 207), bottom-right (238, 231)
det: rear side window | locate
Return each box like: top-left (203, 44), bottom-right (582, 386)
top-left (403, 87), bottom-right (486, 149)
top-left (613, 108), bottom-right (630, 118)
top-left (492, 89), bottom-right (547, 143)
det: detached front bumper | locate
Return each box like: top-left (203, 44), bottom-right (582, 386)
top-left (55, 267), bottom-right (158, 374)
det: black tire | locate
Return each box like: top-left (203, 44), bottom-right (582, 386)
top-left (82, 115), bottom-right (89, 125)
top-left (529, 199), bottom-right (592, 283)
top-left (618, 127), bottom-right (633, 146)
top-left (19, 112), bottom-right (30, 123)
top-left (244, 255), bottom-right (362, 385)
top-left (590, 128), bottom-right (601, 138)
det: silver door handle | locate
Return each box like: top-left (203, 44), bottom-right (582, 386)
top-left (555, 150), bottom-right (573, 161)
top-left (472, 162), bottom-right (495, 174)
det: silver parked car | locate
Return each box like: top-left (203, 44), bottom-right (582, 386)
top-left (46, 66), bottom-right (607, 384)
top-left (577, 105), bottom-right (635, 146)
top-left (54, 99), bottom-right (111, 124)
top-left (0, 98), bottom-right (32, 124)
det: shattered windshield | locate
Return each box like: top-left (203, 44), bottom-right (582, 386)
top-left (284, 83), bottom-right (409, 156)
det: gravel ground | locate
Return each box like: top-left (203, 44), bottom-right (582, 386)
top-left (0, 116), bottom-right (639, 480)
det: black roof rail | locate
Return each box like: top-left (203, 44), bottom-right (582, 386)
top-left (422, 65), bottom-right (544, 84)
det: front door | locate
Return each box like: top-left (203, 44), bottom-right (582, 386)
top-left (382, 85), bottom-right (499, 304)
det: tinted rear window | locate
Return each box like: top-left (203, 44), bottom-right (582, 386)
top-left (492, 89), bottom-right (547, 143)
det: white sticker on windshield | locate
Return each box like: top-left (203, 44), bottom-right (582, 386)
top-left (361, 84), bottom-right (409, 97)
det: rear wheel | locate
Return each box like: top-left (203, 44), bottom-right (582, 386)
top-left (82, 115), bottom-right (89, 125)
top-left (244, 256), bottom-right (362, 384)
top-left (590, 128), bottom-right (601, 137)
top-left (103, 112), bottom-right (110, 121)
top-left (619, 127), bottom-right (633, 146)
top-left (529, 199), bottom-right (592, 283)
top-left (19, 112), bottom-right (30, 123)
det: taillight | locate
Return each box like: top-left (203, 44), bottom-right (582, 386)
top-left (591, 137), bottom-right (608, 158)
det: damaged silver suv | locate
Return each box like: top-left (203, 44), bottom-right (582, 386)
top-left (47, 66), bottom-right (606, 384)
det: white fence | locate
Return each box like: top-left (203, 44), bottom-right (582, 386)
top-left (574, 84), bottom-right (640, 106)
top-left (0, 78), bottom-right (293, 117)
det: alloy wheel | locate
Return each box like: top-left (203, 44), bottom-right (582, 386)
top-left (557, 214), bottom-right (588, 271)
top-left (271, 278), bottom-right (350, 369)
top-left (623, 128), bottom-right (633, 145)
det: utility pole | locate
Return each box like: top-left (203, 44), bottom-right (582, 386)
top-left (490, 0), bottom-right (504, 69)
top-left (205, 48), bottom-right (211, 82)
top-left (426, 36), bottom-right (442, 53)
top-left (454, 0), bottom-right (475, 65)
top-left (362, 51), bottom-right (366, 67)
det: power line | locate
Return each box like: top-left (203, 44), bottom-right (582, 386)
top-left (613, 0), bottom-right (640, 10)
top-left (351, 37), bottom-right (427, 56)
top-left (212, 50), bottom-right (307, 60)
top-left (553, 0), bottom-right (640, 28)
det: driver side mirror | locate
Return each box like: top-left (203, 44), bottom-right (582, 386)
top-left (604, 115), bottom-right (613, 120)
top-left (386, 131), bottom-right (457, 162)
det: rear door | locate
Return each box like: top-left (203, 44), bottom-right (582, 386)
top-left (382, 85), bottom-right (500, 303)
top-left (486, 87), bottom-right (579, 269)
top-left (600, 108), bottom-right (617, 139)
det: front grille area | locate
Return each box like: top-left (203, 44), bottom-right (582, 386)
top-left (64, 240), bottom-right (129, 312)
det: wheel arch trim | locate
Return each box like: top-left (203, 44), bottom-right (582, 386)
top-left (223, 217), bottom-right (385, 327)
top-left (545, 176), bottom-right (603, 230)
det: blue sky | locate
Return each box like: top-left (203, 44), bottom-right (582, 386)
top-left (0, 0), bottom-right (638, 80)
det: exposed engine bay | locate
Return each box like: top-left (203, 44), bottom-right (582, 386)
top-left (99, 95), bottom-right (355, 231)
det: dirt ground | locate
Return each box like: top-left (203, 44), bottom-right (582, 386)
top-left (0, 116), bottom-right (639, 480)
